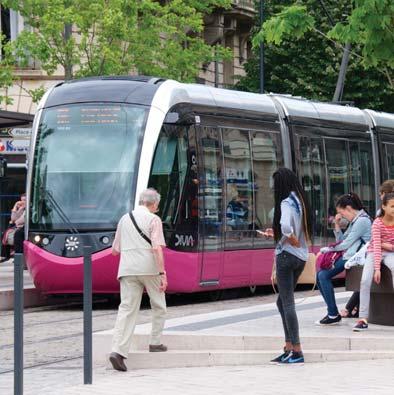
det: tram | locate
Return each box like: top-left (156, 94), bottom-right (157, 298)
top-left (24, 76), bottom-right (394, 294)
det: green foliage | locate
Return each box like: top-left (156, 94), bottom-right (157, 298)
top-left (0, 0), bottom-right (232, 106)
top-left (252, 0), bottom-right (394, 90)
top-left (329, 0), bottom-right (394, 72)
top-left (253, 5), bottom-right (314, 46)
top-left (237, 0), bottom-right (393, 112)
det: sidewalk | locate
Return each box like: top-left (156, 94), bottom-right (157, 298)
top-left (50, 291), bottom-right (394, 395)
top-left (46, 360), bottom-right (394, 395)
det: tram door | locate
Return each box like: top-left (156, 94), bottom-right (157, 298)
top-left (198, 126), bottom-right (224, 285)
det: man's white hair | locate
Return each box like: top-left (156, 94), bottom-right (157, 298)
top-left (139, 188), bottom-right (161, 205)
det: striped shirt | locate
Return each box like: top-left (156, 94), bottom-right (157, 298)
top-left (367, 217), bottom-right (394, 270)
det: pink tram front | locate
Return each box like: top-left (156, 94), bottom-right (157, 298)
top-left (25, 77), bottom-right (385, 294)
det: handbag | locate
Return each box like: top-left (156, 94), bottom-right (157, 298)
top-left (2, 227), bottom-right (16, 246)
top-left (316, 242), bottom-right (344, 270)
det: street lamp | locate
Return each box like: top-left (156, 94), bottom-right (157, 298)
top-left (259, 1), bottom-right (264, 94)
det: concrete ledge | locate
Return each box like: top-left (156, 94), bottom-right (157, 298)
top-left (0, 287), bottom-right (49, 310)
top-left (104, 349), bottom-right (394, 370)
top-left (93, 331), bottom-right (394, 367)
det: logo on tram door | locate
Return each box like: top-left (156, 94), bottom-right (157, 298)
top-left (175, 234), bottom-right (194, 247)
top-left (65, 236), bottom-right (80, 251)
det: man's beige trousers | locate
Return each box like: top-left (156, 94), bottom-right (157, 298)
top-left (111, 275), bottom-right (167, 358)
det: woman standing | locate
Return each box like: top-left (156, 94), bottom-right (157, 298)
top-left (262, 168), bottom-right (312, 365)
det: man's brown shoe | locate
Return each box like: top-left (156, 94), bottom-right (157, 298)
top-left (109, 352), bottom-right (127, 371)
top-left (149, 344), bottom-right (168, 352)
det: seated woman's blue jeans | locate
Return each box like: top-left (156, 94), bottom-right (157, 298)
top-left (317, 257), bottom-right (347, 317)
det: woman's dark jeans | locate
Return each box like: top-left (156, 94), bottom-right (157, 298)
top-left (276, 251), bottom-right (306, 345)
top-left (316, 257), bottom-right (346, 317)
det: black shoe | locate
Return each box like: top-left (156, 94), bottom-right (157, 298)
top-left (270, 349), bottom-right (291, 364)
top-left (109, 352), bottom-right (127, 371)
top-left (278, 351), bottom-right (305, 365)
top-left (149, 344), bottom-right (168, 352)
top-left (316, 315), bottom-right (342, 326)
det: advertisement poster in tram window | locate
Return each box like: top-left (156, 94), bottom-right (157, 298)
top-left (0, 128), bottom-right (32, 155)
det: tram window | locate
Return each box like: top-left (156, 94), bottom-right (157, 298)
top-left (199, 126), bottom-right (224, 252)
top-left (350, 142), bottom-right (375, 215)
top-left (222, 128), bottom-right (253, 250)
top-left (149, 125), bottom-right (199, 251)
top-left (149, 125), bottom-right (189, 231)
top-left (295, 136), bottom-right (325, 244)
top-left (384, 144), bottom-right (394, 179)
top-left (325, 139), bottom-right (350, 227)
top-left (30, 104), bottom-right (146, 230)
top-left (252, 130), bottom-right (283, 248)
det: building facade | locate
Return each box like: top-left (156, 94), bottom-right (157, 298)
top-left (0, 1), bottom-right (256, 115)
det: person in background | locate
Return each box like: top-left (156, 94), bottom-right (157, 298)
top-left (353, 192), bottom-right (394, 331)
top-left (260, 168), bottom-right (312, 365)
top-left (316, 193), bottom-right (371, 326)
top-left (12, 194), bottom-right (26, 255)
top-left (109, 188), bottom-right (167, 372)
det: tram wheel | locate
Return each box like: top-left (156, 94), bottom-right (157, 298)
top-left (209, 290), bottom-right (223, 302)
top-left (249, 285), bottom-right (257, 295)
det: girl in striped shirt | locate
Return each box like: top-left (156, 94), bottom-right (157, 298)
top-left (353, 192), bottom-right (394, 331)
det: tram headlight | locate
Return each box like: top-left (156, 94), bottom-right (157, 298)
top-left (34, 235), bottom-right (41, 243)
top-left (101, 236), bottom-right (110, 245)
top-left (42, 237), bottom-right (50, 246)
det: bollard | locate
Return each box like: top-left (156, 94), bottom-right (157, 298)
top-left (83, 245), bottom-right (92, 385)
top-left (14, 253), bottom-right (24, 395)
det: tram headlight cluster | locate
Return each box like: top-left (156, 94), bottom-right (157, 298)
top-left (31, 234), bottom-right (51, 247)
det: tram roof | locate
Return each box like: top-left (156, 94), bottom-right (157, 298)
top-left (42, 76), bottom-right (164, 108)
top-left (180, 83), bottom-right (279, 118)
top-left (364, 109), bottom-right (394, 132)
top-left (272, 95), bottom-right (369, 131)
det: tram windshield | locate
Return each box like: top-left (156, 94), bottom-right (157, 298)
top-left (30, 103), bottom-right (147, 230)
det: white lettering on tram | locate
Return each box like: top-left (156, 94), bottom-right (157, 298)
top-left (175, 234), bottom-right (194, 247)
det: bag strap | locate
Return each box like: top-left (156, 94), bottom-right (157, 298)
top-left (129, 212), bottom-right (152, 246)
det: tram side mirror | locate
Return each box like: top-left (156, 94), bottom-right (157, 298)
top-left (0, 157), bottom-right (6, 178)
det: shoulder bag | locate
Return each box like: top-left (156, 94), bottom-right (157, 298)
top-left (128, 212), bottom-right (152, 246)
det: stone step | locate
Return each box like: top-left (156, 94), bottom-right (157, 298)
top-left (93, 331), bottom-right (394, 364)
top-left (105, 349), bottom-right (394, 370)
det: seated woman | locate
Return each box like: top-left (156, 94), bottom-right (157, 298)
top-left (316, 192), bottom-right (371, 326)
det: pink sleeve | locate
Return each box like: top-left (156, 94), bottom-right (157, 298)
top-left (372, 219), bottom-right (382, 270)
top-left (112, 222), bottom-right (121, 252)
top-left (150, 216), bottom-right (166, 248)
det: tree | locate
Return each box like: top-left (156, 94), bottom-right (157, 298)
top-left (237, 0), bottom-right (393, 112)
top-left (0, 0), bottom-right (232, 107)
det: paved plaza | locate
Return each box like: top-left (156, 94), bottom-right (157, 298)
top-left (1, 283), bottom-right (394, 395)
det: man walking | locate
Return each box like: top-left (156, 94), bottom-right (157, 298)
top-left (109, 188), bottom-right (167, 372)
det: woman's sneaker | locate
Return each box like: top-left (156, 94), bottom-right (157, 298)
top-left (277, 351), bottom-right (304, 365)
top-left (316, 315), bottom-right (342, 326)
top-left (353, 319), bottom-right (368, 331)
top-left (269, 349), bottom-right (291, 364)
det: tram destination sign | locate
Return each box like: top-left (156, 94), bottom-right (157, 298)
top-left (55, 106), bottom-right (122, 126)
